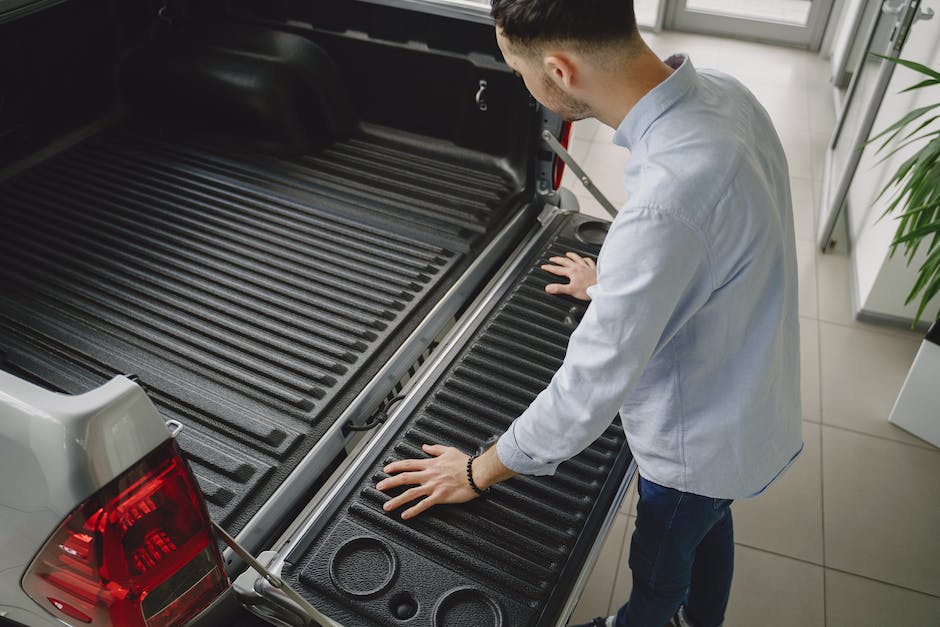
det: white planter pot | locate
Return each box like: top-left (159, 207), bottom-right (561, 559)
top-left (889, 322), bottom-right (940, 448)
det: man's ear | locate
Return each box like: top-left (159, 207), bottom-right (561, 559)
top-left (543, 53), bottom-right (577, 89)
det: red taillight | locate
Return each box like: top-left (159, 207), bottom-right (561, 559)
top-left (22, 439), bottom-right (229, 626)
top-left (551, 120), bottom-right (573, 190)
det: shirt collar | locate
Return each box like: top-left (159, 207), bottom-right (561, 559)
top-left (613, 53), bottom-right (697, 150)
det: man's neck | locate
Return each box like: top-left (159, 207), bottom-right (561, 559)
top-left (592, 46), bottom-right (676, 130)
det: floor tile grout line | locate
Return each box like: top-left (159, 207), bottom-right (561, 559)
top-left (816, 315), bottom-right (923, 342)
top-left (818, 310), bottom-right (827, 627)
top-left (607, 477), bottom-right (638, 616)
top-left (811, 236), bottom-right (934, 461)
top-left (733, 542), bottom-right (825, 569)
top-left (818, 422), bottom-right (938, 452)
top-left (822, 565), bottom-right (940, 600)
top-left (605, 514), bottom-right (630, 618)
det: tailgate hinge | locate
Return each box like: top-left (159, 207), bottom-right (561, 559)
top-left (214, 521), bottom-right (344, 627)
top-left (537, 202), bottom-right (576, 225)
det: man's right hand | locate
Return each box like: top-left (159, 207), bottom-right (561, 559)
top-left (540, 252), bottom-right (597, 301)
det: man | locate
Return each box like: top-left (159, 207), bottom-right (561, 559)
top-left (376, 1), bottom-right (803, 625)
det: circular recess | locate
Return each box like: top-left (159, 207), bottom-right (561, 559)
top-left (432, 587), bottom-right (503, 627)
top-left (329, 537), bottom-right (397, 597)
top-left (576, 220), bottom-right (609, 245)
top-left (389, 591), bottom-right (419, 621)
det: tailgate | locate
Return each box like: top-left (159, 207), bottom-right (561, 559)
top-left (261, 212), bottom-right (634, 627)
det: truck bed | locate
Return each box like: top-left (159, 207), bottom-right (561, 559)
top-left (0, 123), bottom-right (521, 540)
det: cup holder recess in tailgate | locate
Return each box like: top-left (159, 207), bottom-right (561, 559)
top-left (433, 587), bottom-right (503, 627)
top-left (328, 536), bottom-right (397, 597)
top-left (575, 219), bottom-right (610, 245)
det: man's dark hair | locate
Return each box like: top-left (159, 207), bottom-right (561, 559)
top-left (491, 0), bottom-right (639, 49)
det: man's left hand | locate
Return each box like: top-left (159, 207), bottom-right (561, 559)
top-left (541, 252), bottom-right (597, 301)
top-left (376, 444), bottom-right (479, 520)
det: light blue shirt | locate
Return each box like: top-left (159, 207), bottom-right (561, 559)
top-left (496, 54), bottom-right (803, 499)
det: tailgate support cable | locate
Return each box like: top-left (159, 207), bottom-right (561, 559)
top-left (542, 129), bottom-right (619, 219)
top-left (344, 394), bottom-right (406, 433)
top-left (213, 521), bottom-right (344, 627)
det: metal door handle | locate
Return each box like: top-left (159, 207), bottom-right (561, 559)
top-left (882, 0), bottom-right (905, 15)
top-left (883, 0), bottom-right (934, 22)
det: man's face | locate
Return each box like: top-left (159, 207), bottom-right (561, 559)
top-left (496, 29), bottom-right (593, 122)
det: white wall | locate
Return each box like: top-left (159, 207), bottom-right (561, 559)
top-left (848, 0), bottom-right (940, 324)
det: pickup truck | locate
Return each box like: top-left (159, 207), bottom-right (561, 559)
top-left (0, 0), bottom-right (636, 625)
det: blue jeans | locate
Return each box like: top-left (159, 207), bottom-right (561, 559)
top-left (614, 476), bottom-right (734, 627)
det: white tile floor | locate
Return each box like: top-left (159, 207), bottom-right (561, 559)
top-left (564, 30), bottom-right (940, 627)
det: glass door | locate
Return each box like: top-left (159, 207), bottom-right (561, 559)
top-left (665, 0), bottom-right (835, 49)
top-left (817, 0), bottom-right (935, 250)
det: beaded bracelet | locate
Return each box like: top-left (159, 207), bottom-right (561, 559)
top-left (466, 454), bottom-right (488, 496)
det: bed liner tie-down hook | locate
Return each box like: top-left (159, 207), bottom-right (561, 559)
top-left (157, 0), bottom-right (173, 26)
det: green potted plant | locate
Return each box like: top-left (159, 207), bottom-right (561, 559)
top-left (872, 54), bottom-right (940, 447)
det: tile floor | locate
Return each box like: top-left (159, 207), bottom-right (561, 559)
top-left (563, 30), bottom-right (940, 627)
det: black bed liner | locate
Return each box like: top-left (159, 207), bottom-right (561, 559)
top-left (0, 123), bottom-right (520, 539)
top-left (280, 214), bottom-right (633, 627)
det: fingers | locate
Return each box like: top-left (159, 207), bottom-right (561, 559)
top-left (545, 282), bottom-right (575, 296)
top-left (376, 471), bottom-right (426, 492)
top-left (402, 493), bottom-right (439, 520)
top-left (382, 444), bottom-right (448, 478)
top-left (422, 443), bottom-right (448, 456)
top-left (548, 255), bottom-right (577, 267)
top-left (542, 254), bottom-right (595, 274)
top-left (540, 263), bottom-right (571, 277)
top-left (382, 485), bottom-right (430, 513)
top-left (375, 443), bottom-right (478, 520)
top-left (566, 252), bottom-right (596, 268)
top-left (383, 458), bottom-right (431, 474)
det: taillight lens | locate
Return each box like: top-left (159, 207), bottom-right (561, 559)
top-left (551, 120), bottom-right (573, 189)
top-left (22, 439), bottom-right (229, 626)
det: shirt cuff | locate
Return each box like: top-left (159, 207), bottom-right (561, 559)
top-left (496, 425), bottom-right (560, 476)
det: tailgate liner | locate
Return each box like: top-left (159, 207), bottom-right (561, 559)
top-left (0, 124), bottom-right (519, 540)
top-left (281, 214), bottom-right (633, 627)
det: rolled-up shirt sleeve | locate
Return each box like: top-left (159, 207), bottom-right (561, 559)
top-left (496, 207), bottom-right (714, 475)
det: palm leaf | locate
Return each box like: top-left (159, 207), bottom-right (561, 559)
top-left (871, 53), bottom-right (940, 81)
top-left (901, 77), bottom-right (940, 93)
top-left (867, 103), bottom-right (940, 150)
top-left (893, 202), bottom-right (940, 220)
top-left (876, 130), bottom-right (940, 164)
top-left (880, 145), bottom-right (940, 217)
top-left (912, 274), bottom-right (940, 323)
top-left (907, 248), bottom-right (940, 298)
top-left (877, 151), bottom-right (921, 206)
top-left (871, 55), bottom-right (940, 324)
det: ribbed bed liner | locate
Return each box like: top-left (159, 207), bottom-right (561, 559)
top-left (283, 214), bottom-right (633, 627)
top-left (0, 124), bottom-right (519, 539)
